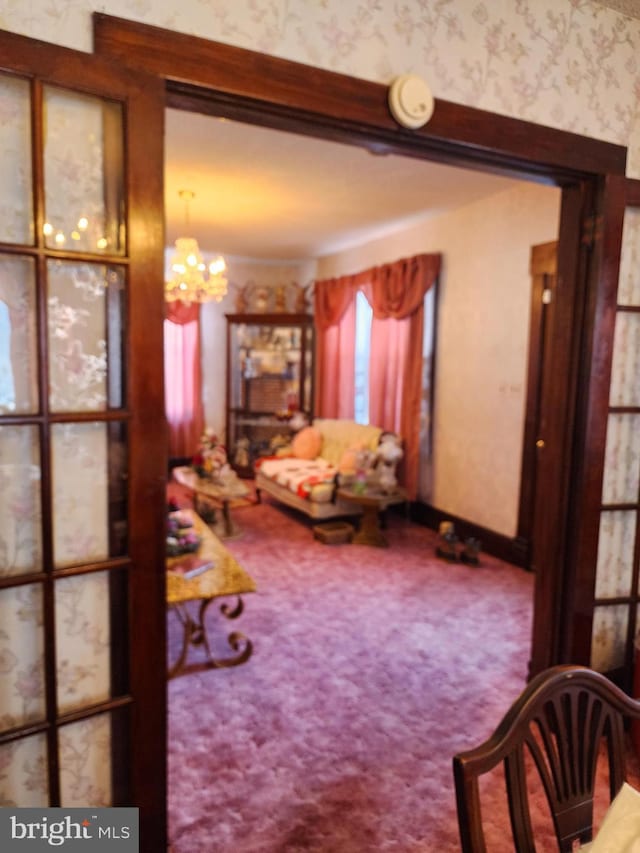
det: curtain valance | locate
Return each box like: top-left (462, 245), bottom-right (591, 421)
top-left (314, 252), bottom-right (441, 327)
top-left (165, 299), bottom-right (200, 325)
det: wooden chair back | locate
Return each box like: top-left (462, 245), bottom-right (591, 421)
top-left (453, 665), bottom-right (640, 851)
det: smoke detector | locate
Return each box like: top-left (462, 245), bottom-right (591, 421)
top-left (388, 74), bottom-right (434, 129)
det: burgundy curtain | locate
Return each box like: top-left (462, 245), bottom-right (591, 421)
top-left (315, 254), bottom-right (440, 498)
top-left (164, 300), bottom-right (204, 458)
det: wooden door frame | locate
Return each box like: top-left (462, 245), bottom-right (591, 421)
top-left (92, 14), bottom-right (627, 677)
top-left (0, 26), bottom-right (167, 852)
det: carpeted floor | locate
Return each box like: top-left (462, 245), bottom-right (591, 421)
top-left (167, 495), bottom-right (540, 851)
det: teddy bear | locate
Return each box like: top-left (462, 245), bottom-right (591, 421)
top-left (375, 432), bottom-right (403, 493)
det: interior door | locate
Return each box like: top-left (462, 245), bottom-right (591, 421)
top-left (0, 28), bottom-right (167, 851)
top-left (517, 240), bottom-right (558, 565)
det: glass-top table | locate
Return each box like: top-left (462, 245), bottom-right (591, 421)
top-left (172, 466), bottom-right (251, 539)
top-left (166, 509), bottom-right (256, 677)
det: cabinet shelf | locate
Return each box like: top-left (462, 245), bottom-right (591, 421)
top-left (225, 313), bottom-right (314, 475)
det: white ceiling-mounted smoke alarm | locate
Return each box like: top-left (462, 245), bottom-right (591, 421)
top-left (388, 74), bottom-right (435, 129)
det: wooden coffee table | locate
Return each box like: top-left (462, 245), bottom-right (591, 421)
top-left (166, 510), bottom-right (256, 678)
top-left (336, 487), bottom-right (408, 547)
top-left (172, 466), bottom-right (251, 539)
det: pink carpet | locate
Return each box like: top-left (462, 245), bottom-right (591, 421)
top-left (167, 496), bottom-right (537, 851)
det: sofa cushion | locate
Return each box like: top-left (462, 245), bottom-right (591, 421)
top-left (314, 419), bottom-right (383, 467)
top-left (291, 426), bottom-right (322, 459)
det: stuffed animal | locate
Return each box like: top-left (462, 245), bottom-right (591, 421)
top-left (375, 432), bottom-right (403, 493)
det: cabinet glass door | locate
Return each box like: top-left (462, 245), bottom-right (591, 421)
top-left (226, 313), bottom-right (314, 473)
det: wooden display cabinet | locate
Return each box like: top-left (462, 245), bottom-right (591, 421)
top-left (225, 313), bottom-right (314, 477)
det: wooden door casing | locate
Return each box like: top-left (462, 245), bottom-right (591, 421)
top-left (92, 13), bottom-right (631, 678)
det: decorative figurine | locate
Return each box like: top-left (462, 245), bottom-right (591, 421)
top-left (234, 281), bottom-right (252, 314)
top-left (249, 284), bottom-right (268, 312)
top-left (274, 284), bottom-right (287, 312)
top-left (460, 537), bottom-right (482, 567)
top-left (436, 521), bottom-right (459, 562)
top-left (374, 432), bottom-right (403, 493)
top-left (293, 281), bottom-right (314, 313)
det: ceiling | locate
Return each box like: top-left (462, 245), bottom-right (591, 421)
top-left (164, 108), bottom-right (527, 262)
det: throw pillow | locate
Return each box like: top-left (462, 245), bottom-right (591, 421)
top-left (291, 426), bottom-right (322, 460)
top-left (338, 446), bottom-right (360, 474)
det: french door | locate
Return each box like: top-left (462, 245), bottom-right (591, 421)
top-left (0, 28), bottom-right (167, 851)
top-left (587, 178), bottom-right (640, 684)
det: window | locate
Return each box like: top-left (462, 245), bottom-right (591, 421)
top-left (353, 288), bottom-right (436, 435)
top-left (353, 291), bottom-right (372, 424)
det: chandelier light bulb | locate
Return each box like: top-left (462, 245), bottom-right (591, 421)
top-left (209, 256), bottom-right (226, 276)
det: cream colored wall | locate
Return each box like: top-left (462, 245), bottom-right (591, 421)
top-left (199, 257), bottom-right (316, 443)
top-left (317, 182), bottom-right (561, 537)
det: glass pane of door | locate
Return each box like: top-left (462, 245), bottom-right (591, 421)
top-left (43, 88), bottom-right (124, 256)
top-left (0, 584), bottom-right (46, 729)
top-left (0, 73), bottom-right (33, 245)
top-left (0, 425), bottom-right (42, 577)
top-left (46, 260), bottom-right (126, 413)
top-left (51, 422), bottom-right (109, 567)
top-left (0, 255), bottom-right (38, 414)
top-left (0, 736), bottom-right (48, 807)
top-left (59, 715), bottom-right (112, 807)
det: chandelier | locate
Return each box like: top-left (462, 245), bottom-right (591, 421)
top-left (165, 190), bottom-right (228, 304)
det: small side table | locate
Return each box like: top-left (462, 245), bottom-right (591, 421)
top-left (172, 466), bottom-right (251, 539)
top-left (336, 487), bottom-right (407, 547)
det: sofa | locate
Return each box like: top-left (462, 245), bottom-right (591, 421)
top-left (254, 418), bottom-right (386, 520)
